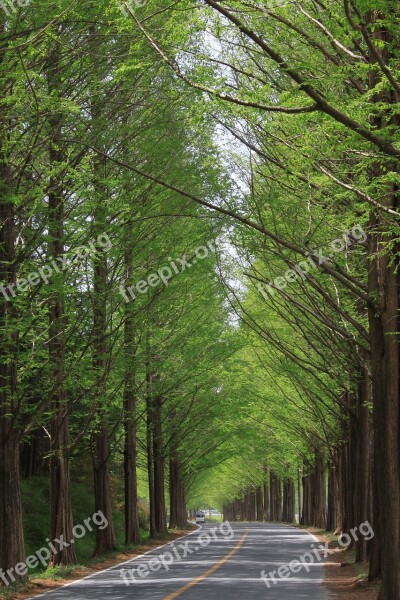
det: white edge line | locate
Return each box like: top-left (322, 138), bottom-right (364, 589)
top-left (26, 522), bottom-right (319, 599)
top-left (25, 524), bottom-right (201, 600)
top-left (279, 521), bottom-right (321, 543)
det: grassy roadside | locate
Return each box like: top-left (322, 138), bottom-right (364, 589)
top-left (0, 526), bottom-right (197, 600)
top-left (202, 516), bottom-right (223, 524)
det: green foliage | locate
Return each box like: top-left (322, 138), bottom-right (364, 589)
top-left (1, 0), bottom-right (399, 586)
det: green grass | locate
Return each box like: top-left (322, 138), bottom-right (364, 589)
top-left (20, 476), bottom-right (128, 576)
top-left (203, 516), bottom-right (223, 523)
top-left (0, 581), bottom-right (28, 600)
top-left (33, 564), bottom-right (80, 581)
top-left (1, 474), bottom-right (191, 600)
top-left (354, 562), bottom-right (369, 581)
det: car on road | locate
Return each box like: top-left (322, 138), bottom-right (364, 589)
top-left (195, 511), bottom-right (206, 524)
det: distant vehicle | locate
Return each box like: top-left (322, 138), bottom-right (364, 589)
top-left (195, 511), bottom-right (206, 524)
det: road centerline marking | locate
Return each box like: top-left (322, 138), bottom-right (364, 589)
top-left (163, 529), bottom-right (249, 600)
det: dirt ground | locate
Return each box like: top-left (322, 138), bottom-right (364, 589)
top-left (312, 530), bottom-right (380, 600)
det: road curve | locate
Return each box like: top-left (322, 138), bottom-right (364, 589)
top-left (27, 523), bottom-right (329, 600)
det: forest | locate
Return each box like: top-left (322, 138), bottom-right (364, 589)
top-left (0, 1), bottom-right (399, 599)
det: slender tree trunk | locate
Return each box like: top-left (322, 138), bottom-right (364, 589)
top-left (153, 392), bottom-right (166, 534)
top-left (327, 451), bottom-right (342, 533)
top-left (340, 427), bottom-right (353, 546)
top-left (355, 371), bottom-right (371, 563)
top-left (312, 449), bottom-right (327, 529)
top-left (256, 486), bottom-right (263, 522)
top-left (297, 468), bottom-right (302, 525)
top-left (270, 473), bottom-right (282, 522)
top-left (249, 488), bottom-right (257, 521)
top-left (335, 448), bottom-right (343, 534)
top-left (92, 428), bottom-right (116, 555)
top-left (283, 478), bottom-right (295, 523)
top-left (276, 477), bottom-right (282, 522)
top-left (269, 472), bottom-right (276, 521)
top-left (91, 169), bottom-right (116, 557)
top-left (169, 453), bottom-right (187, 529)
top-left (123, 239), bottom-right (141, 545)
top-left (124, 393), bottom-right (141, 545)
top-left (146, 340), bottom-right (156, 537)
top-left (369, 424), bottom-right (381, 579)
top-left (263, 469), bottom-right (270, 521)
top-left (282, 480), bottom-right (288, 522)
top-left (301, 462), bottom-right (312, 526)
top-left (47, 45), bottom-right (76, 566)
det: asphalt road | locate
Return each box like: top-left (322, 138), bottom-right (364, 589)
top-left (28, 523), bottom-right (330, 600)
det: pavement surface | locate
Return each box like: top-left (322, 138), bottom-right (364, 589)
top-left (28, 523), bottom-right (330, 599)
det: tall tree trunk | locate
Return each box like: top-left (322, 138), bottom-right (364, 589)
top-left (369, 215), bottom-right (400, 596)
top-left (275, 477), bottom-right (282, 522)
top-left (146, 340), bottom-right (157, 538)
top-left (91, 167), bottom-right (116, 556)
top-left (269, 472), bottom-right (276, 521)
top-left (282, 478), bottom-right (295, 523)
top-left (248, 488), bottom-right (257, 521)
top-left (282, 480), bottom-right (288, 522)
top-left (369, 425), bottom-right (381, 579)
top-left (0, 433), bottom-right (25, 584)
top-left (92, 429), bottom-right (116, 556)
top-left (301, 462), bottom-right (312, 526)
top-left (270, 473), bottom-right (282, 522)
top-left (0, 80), bottom-right (26, 581)
top-left (263, 468), bottom-right (270, 521)
top-left (47, 45), bottom-right (76, 566)
top-left (124, 386), bottom-right (141, 544)
top-left (169, 452), bottom-right (187, 529)
top-left (297, 468), bottom-right (302, 525)
top-left (312, 449), bottom-right (327, 529)
top-left (340, 414), bottom-right (355, 548)
top-left (354, 371), bottom-right (371, 563)
top-left (256, 486), bottom-right (264, 522)
top-left (123, 237), bottom-right (141, 545)
top-left (366, 10), bottom-right (400, 597)
top-left (368, 211), bottom-right (399, 591)
top-left (327, 451), bottom-right (342, 533)
top-left (153, 392), bottom-right (167, 534)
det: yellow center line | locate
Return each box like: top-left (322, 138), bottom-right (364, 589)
top-left (163, 529), bottom-right (249, 600)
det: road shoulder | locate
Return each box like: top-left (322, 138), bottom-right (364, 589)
top-left (309, 528), bottom-right (379, 600)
